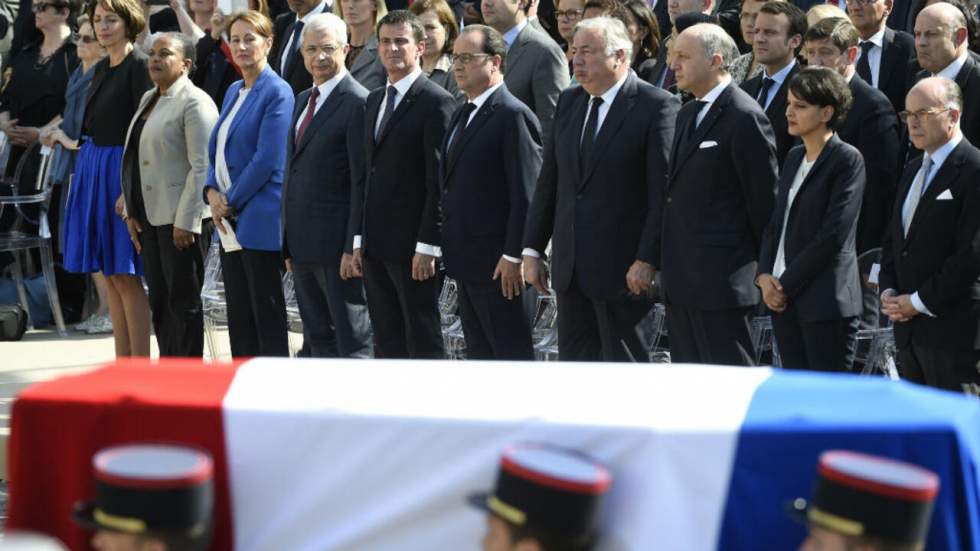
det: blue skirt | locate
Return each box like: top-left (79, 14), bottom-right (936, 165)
top-left (62, 142), bottom-right (143, 276)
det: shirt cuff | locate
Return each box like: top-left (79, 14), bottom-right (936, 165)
top-left (522, 248), bottom-right (541, 258)
top-left (502, 254), bottom-right (521, 264)
top-left (353, 235), bottom-right (362, 249)
top-left (415, 242), bottom-right (442, 257)
top-left (910, 292), bottom-right (936, 317)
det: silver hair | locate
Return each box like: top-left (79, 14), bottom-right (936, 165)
top-left (573, 16), bottom-right (634, 62)
top-left (301, 12), bottom-right (349, 47)
top-left (688, 23), bottom-right (738, 73)
top-left (917, 76), bottom-right (964, 111)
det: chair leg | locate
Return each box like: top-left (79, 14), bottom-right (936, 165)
top-left (38, 241), bottom-right (67, 336)
top-left (10, 251), bottom-right (34, 330)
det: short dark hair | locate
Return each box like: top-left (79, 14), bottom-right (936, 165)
top-left (583, 0), bottom-right (619, 16)
top-left (376, 9), bottom-right (426, 44)
top-left (758, 0), bottom-right (807, 43)
top-left (460, 24), bottom-right (507, 72)
top-left (787, 66), bottom-right (852, 129)
top-left (153, 31), bottom-right (197, 70)
top-left (804, 16), bottom-right (857, 52)
top-left (503, 518), bottom-right (594, 551)
top-left (86, 0), bottom-right (146, 42)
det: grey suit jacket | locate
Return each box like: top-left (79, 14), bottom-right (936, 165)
top-left (503, 23), bottom-right (569, 145)
top-left (121, 75), bottom-right (219, 233)
top-left (349, 35), bottom-right (387, 92)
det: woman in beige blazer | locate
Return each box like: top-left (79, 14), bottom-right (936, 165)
top-left (121, 31), bottom-right (219, 357)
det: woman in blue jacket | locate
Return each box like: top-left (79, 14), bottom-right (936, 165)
top-left (204, 9), bottom-right (293, 357)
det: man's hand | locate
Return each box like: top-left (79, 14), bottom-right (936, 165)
top-left (881, 291), bottom-right (919, 322)
top-left (126, 218), bottom-right (143, 254)
top-left (626, 260), bottom-right (656, 296)
top-left (173, 227), bottom-right (195, 250)
top-left (523, 254), bottom-right (550, 294)
top-left (412, 252), bottom-right (437, 281)
top-left (756, 273), bottom-right (787, 313)
top-left (493, 257), bottom-right (523, 299)
top-left (340, 250), bottom-right (363, 280)
top-left (8, 125), bottom-right (39, 146)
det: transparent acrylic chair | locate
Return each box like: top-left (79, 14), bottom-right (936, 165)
top-left (855, 248), bottom-right (899, 379)
top-left (201, 240), bottom-right (229, 360)
top-left (281, 270), bottom-right (304, 356)
top-left (637, 303), bottom-right (669, 362)
top-left (531, 290), bottom-right (558, 361)
top-left (0, 143), bottom-right (67, 335)
top-left (438, 276), bottom-right (466, 359)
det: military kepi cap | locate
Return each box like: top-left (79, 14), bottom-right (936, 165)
top-left (792, 450), bottom-right (940, 544)
top-left (469, 443), bottom-right (612, 539)
top-left (73, 443), bottom-right (214, 537)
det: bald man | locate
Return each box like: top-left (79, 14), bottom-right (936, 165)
top-left (911, 3), bottom-right (980, 149)
top-left (879, 77), bottom-right (980, 393)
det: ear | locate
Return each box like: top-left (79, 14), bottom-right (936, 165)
top-left (845, 45), bottom-right (857, 64)
top-left (789, 33), bottom-right (803, 50)
top-left (703, 0), bottom-right (714, 13)
top-left (882, 0), bottom-right (893, 16)
top-left (955, 26), bottom-right (968, 47)
top-left (821, 104), bottom-right (834, 124)
top-left (949, 107), bottom-right (962, 126)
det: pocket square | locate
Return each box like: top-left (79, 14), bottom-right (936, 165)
top-left (699, 140), bottom-right (718, 149)
top-left (936, 189), bottom-right (954, 200)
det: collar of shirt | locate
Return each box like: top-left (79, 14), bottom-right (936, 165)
top-left (935, 50), bottom-right (969, 80)
top-left (926, 132), bottom-right (963, 176)
top-left (312, 69), bottom-right (347, 104)
top-left (388, 65), bottom-right (424, 97)
top-left (764, 57), bottom-right (796, 85)
top-left (862, 27), bottom-right (886, 49)
top-left (697, 74), bottom-right (732, 105)
top-left (469, 82), bottom-right (504, 112)
top-left (596, 71), bottom-right (629, 105)
top-left (503, 18), bottom-right (529, 50)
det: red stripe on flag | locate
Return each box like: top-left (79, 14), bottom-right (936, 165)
top-left (6, 359), bottom-right (242, 551)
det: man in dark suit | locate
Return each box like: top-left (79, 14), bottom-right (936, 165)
top-left (523, 16), bottom-right (680, 361)
top-left (282, 14), bottom-right (373, 358)
top-left (912, 3), bottom-right (980, 149)
top-left (741, 0), bottom-right (804, 167)
top-left (441, 25), bottom-right (540, 359)
top-left (661, 23), bottom-right (777, 365)
top-left (804, 17), bottom-right (901, 254)
top-left (848, 0), bottom-right (916, 113)
top-left (270, 0), bottom-right (334, 96)
top-left (343, 10), bottom-right (455, 359)
top-left (880, 77), bottom-right (980, 392)
top-left (482, 0), bottom-right (569, 144)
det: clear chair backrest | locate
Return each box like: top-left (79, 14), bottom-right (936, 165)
top-left (201, 240), bottom-right (224, 301)
top-left (856, 248), bottom-right (886, 329)
top-left (282, 269), bottom-right (298, 313)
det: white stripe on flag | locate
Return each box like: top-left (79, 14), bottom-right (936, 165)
top-left (222, 360), bottom-right (771, 551)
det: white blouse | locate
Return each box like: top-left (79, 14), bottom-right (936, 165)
top-left (215, 87), bottom-right (250, 192)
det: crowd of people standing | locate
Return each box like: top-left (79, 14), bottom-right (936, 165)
top-left (2, 0), bottom-right (980, 394)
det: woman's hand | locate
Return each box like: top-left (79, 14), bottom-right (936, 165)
top-left (206, 188), bottom-right (232, 234)
top-left (126, 217), bottom-right (143, 254)
top-left (7, 125), bottom-right (39, 146)
top-left (173, 227), bottom-right (195, 250)
top-left (115, 194), bottom-right (126, 217)
top-left (210, 9), bottom-right (225, 40)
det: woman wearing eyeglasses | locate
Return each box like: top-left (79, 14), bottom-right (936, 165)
top-left (757, 67), bottom-right (865, 372)
top-left (554, 0), bottom-right (584, 69)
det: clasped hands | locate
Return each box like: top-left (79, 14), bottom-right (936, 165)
top-left (756, 273), bottom-right (787, 313)
top-left (880, 290), bottom-right (920, 323)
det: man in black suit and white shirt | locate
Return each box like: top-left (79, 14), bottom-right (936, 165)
top-left (282, 13), bottom-right (372, 358)
top-left (482, 0), bottom-right (569, 144)
top-left (848, 0), bottom-right (917, 113)
top-left (740, 0), bottom-right (805, 167)
top-left (661, 23), bottom-right (777, 365)
top-left (523, 16), bottom-right (680, 361)
top-left (804, 17), bottom-right (901, 254)
top-left (440, 25), bottom-right (540, 360)
top-left (880, 77), bottom-right (980, 392)
top-left (271, 0), bottom-right (334, 96)
top-left (343, 10), bottom-right (456, 358)
top-left (912, 3), bottom-right (980, 150)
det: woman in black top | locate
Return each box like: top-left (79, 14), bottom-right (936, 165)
top-left (62, 0), bottom-right (153, 358)
top-left (0, 0), bottom-right (79, 176)
top-left (620, 0), bottom-right (661, 85)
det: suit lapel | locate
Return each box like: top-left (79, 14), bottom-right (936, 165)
top-left (293, 80), bottom-right (350, 158)
top-left (444, 88), bottom-right (500, 181)
top-left (375, 74), bottom-right (426, 148)
top-left (226, 67), bottom-right (270, 141)
top-left (349, 36), bottom-right (378, 75)
top-left (878, 28), bottom-right (897, 91)
top-left (561, 92), bottom-right (589, 191)
top-left (905, 142), bottom-right (964, 243)
top-left (783, 137), bottom-right (838, 222)
top-left (580, 74), bottom-right (637, 188)
top-left (670, 85), bottom-right (732, 180)
top-left (506, 27), bottom-right (532, 72)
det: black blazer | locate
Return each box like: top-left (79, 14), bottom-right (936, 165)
top-left (877, 27), bottom-right (917, 113)
top-left (659, 84), bottom-right (777, 310)
top-left (913, 53), bottom-right (980, 150)
top-left (837, 75), bottom-right (901, 254)
top-left (440, 85), bottom-right (542, 283)
top-left (347, 74), bottom-right (455, 262)
top-left (741, 62), bottom-right (800, 167)
top-left (282, 74), bottom-right (368, 265)
top-left (758, 136), bottom-right (866, 321)
top-left (879, 138), bottom-right (980, 350)
top-left (523, 73), bottom-right (680, 300)
top-left (270, 11), bottom-right (319, 96)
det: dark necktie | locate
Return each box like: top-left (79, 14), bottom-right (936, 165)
top-left (283, 20), bottom-right (304, 73)
top-left (580, 96), bottom-right (603, 170)
top-left (375, 85), bottom-right (397, 141)
top-left (294, 86), bottom-right (320, 145)
top-left (856, 41), bottom-right (874, 84)
top-left (448, 102), bottom-right (477, 161)
top-left (757, 76), bottom-right (775, 107)
top-left (679, 100), bottom-right (708, 149)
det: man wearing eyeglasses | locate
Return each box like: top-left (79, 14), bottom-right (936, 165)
top-left (879, 76), bottom-right (980, 392)
top-left (847, 0), bottom-right (917, 113)
top-left (270, 0), bottom-right (333, 95)
top-left (438, 25), bottom-right (539, 359)
top-left (911, 2), bottom-right (980, 150)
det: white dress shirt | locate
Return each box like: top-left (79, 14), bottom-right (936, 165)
top-left (354, 66), bottom-right (442, 257)
top-left (280, 0), bottom-right (330, 74)
top-left (215, 87), bottom-right (250, 192)
top-left (856, 27), bottom-right (885, 88)
top-left (887, 132), bottom-right (962, 316)
top-left (502, 18), bottom-right (529, 51)
top-left (694, 74), bottom-right (732, 127)
top-left (294, 69), bottom-right (347, 135)
top-left (934, 50), bottom-right (969, 80)
top-left (772, 157), bottom-right (814, 278)
top-left (760, 59), bottom-right (796, 111)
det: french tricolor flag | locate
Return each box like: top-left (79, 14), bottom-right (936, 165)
top-left (8, 359), bottom-right (980, 550)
